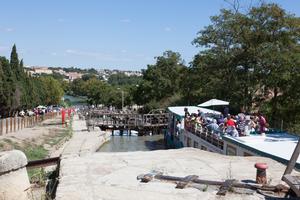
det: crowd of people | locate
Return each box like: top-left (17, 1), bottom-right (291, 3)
top-left (183, 107), bottom-right (268, 137)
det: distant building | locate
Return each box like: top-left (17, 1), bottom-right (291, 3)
top-left (54, 69), bottom-right (67, 76)
top-left (124, 71), bottom-right (142, 76)
top-left (26, 66), bottom-right (53, 76)
top-left (68, 72), bottom-right (82, 81)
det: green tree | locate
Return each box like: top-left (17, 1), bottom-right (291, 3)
top-left (108, 73), bottom-right (142, 86)
top-left (38, 77), bottom-right (64, 105)
top-left (134, 51), bottom-right (186, 111)
top-left (0, 59), bottom-right (5, 115)
top-left (83, 78), bottom-right (110, 106)
top-left (0, 56), bottom-right (16, 116)
top-left (190, 3), bottom-right (300, 129)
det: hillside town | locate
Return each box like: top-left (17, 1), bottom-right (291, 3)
top-left (25, 66), bottom-right (142, 82)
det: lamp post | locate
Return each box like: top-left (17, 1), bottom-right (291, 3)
top-left (117, 88), bottom-right (124, 111)
top-left (121, 90), bottom-right (124, 111)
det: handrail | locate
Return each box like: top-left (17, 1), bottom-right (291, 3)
top-left (184, 120), bottom-right (224, 149)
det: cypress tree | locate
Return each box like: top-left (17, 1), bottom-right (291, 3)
top-left (0, 56), bottom-right (15, 116)
top-left (9, 45), bottom-right (22, 114)
top-left (0, 60), bottom-right (5, 116)
top-left (10, 44), bottom-right (20, 80)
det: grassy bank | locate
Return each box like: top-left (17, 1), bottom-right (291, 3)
top-left (0, 118), bottom-right (73, 183)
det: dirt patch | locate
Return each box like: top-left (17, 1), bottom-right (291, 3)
top-left (0, 116), bottom-right (72, 157)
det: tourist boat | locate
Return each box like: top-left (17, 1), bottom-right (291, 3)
top-left (167, 106), bottom-right (300, 169)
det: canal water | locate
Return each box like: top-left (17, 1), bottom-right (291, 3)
top-left (98, 131), bottom-right (165, 152)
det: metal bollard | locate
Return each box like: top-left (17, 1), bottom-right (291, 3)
top-left (255, 163), bottom-right (268, 184)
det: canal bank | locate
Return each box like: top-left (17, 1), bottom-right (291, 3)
top-left (60, 115), bottom-right (110, 158)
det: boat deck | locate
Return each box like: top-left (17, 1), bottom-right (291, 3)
top-left (223, 132), bottom-right (300, 167)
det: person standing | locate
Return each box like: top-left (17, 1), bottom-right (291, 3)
top-left (184, 107), bottom-right (190, 118)
top-left (259, 113), bottom-right (267, 135)
top-left (223, 106), bottom-right (229, 117)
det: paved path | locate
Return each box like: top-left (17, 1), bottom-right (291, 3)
top-left (55, 148), bottom-right (297, 200)
top-left (61, 114), bottom-right (110, 158)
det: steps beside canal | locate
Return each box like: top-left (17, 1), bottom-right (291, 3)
top-left (61, 114), bottom-right (110, 158)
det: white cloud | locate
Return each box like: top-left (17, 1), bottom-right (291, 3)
top-left (65, 49), bottom-right (152, 63)
top-left (164, 27), bottom-right (172, 32)
top-left (65, 49), bottom-right (115, 61)
top-left (57, 18), bottom-right (66, 23)
top-left (0, 27), bottom-right (14, 32)
top-left (120, 19), bottom-right (131, 23)
top-left (0, 46), bottom-right (9, 51)
top-left (5, 28), bottom-right (14, 32)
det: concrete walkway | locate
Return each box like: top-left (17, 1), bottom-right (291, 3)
top-left (55, 148), bottom-right (298, 200)
top-left (61, 114), bottom-right (110, 158)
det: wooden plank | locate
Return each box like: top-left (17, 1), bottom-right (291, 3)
top-left (283, 139), bottom-right (300, 176)
top-left (26, 157), bottom-right (60, 169)
top-left (216, 179), bottom-right (236, 196)
top-left (176, 175), bottom-right (199, 189)
top-left (282, 175), bottom-right (300, 197)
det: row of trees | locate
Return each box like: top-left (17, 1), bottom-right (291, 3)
top-left (0, 45), bottom-right (64, 117)
top-left (69, 75), bottom-right (136, 109)
top-left (132, 3), bottom-right (300, 132)
top-left (184, 3), bottom-right (300, 132)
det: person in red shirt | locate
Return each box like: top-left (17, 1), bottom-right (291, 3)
top-left (225, 115), bottom-right (236, 127)
top-left (224, 115), bottom-right (238, 136)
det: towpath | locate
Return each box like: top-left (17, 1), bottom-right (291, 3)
top-left (56, 147), bottom-right (299, 200)
top-left (59, 114), bottom-right (110, 158)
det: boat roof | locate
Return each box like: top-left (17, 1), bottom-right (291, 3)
top-left (223, 133), bottom-right (300, 168)
top-left (168, 106), bottom-right (221, 118)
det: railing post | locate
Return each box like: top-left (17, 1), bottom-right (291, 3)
top-left (5, 118), bottom-right (8, 134)
top-left (0, 119), bottom-right (3, 135)
top-left (17, 117), bottom-right (19, 130)
top-left (10, 117), bottom-right (12, 133)
top-left (13, 116), bottom-right (16, 132)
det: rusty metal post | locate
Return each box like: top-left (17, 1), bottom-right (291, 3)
top-left (255, 163), bottom-right (268, 184)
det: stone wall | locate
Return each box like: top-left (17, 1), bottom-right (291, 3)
top-left (0, 150), bottom-right (30, 200)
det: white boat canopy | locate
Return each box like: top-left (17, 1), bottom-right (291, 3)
top-left (168, 106), bottom-right (221, 118)
top-left (198, 99), bottom-right (229, 107)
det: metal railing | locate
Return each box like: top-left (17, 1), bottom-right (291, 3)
top-left (184, 120), bottom-right (224, 150)
top-left (0, 112), bottom-right (60, 136)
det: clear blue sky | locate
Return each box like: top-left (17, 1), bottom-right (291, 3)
top-left (0, 0), bottom-right (299, 70)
